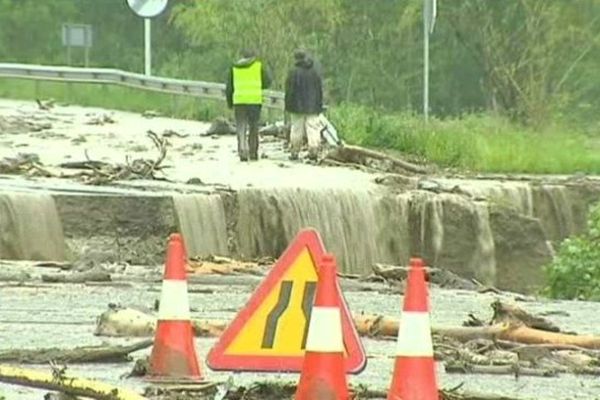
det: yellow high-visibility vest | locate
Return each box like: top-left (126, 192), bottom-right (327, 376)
top-left (233, 61), bottom-right (263, 105)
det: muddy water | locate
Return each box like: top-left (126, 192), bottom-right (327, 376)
top-left (443, 179), bottom-right (580, 239)
top-left (471, 202), bottom-right (497, 284)
top-left (173, 193), bottom-right (229, 258)
top-left (236, 188), bottom-right (411, 273)
top-left (0, 192), bottom-right (65, 261)
top-left (1, 270), bottom-right (600, 399)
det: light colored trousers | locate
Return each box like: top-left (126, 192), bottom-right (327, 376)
top-left (290, 113), bottom-right (321, 157)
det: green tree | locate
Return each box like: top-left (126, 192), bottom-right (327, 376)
top-left (170, 0), bottom-right (342, 87)
top-left (445, 0), bottom-right (600, 125)
top-left (0, 0), bottom-right (77, 64)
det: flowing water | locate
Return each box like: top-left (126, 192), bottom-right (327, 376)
top-left (534, 185), bottom-right (578, 240)
top-left (234, 188), bottom-right (497, 282)
top-left (0, 181), bottom-right (584, 291)
top-left (0, 191), bottom-right (65, 261)
top-left (172, 193), bottom-right (229, 258)
top-left (409, 191), bottom-right (497, 285)
top-left (235, 187), bottom-right (417, 272)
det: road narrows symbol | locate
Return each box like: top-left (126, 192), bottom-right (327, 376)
top-left (261, 280), bottom-right (293, 349)
top-left (300, 282), bottom-right (317, 349)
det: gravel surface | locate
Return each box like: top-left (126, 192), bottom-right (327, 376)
top-left (1, 264), bottom-right (600, 399)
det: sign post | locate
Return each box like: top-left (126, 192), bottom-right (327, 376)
top-left (423, 0), bottom-right (436, 122)
top-left (126, 0), bottom-right (169, 76)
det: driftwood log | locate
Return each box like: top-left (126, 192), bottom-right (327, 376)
top-left (491, 300), bottom-right (561, 332)
top-left (371, 264), bottom-right (480, 291)
top-left (94, 305), bottom-right (600, 350)
top-left (0, 364), bottom-right (146, 400)
top-left (325, 144), bottom-right (427, 174)
top-left (41, 269), bottom-right (111, 284)
top-left (355, 313), bottom-right (600, 349)
top-left (501, 324), bottom-right (600, 349)
top-left (444, 362), bottom-right (558, 378)
top-left (0, 340), bottom-right (152, 364)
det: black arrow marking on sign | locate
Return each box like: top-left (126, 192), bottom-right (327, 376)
top-left (261, 280), bottom-right (293, 349)
top-left (300, 281), bottom-right (317, 350)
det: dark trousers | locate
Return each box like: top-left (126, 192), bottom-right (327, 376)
top-left (234, 105), bottom-right (261, 161)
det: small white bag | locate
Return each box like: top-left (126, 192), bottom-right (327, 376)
top-left (317, 114), bottom-right (343, 147)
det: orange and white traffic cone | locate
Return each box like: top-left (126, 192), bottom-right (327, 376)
top-left (149, 233), bottom-right (202, 380)
top-left (387, 258), bottom-right (438, 400)
top-left (295, 253), bottom-right (349, 400)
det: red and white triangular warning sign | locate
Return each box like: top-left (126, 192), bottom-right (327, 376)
top-left (207, 228), bottom-right (367, 373)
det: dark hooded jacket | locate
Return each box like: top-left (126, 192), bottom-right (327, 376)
top-left (225, 57), bottom-right (272, 108)
top-left (284, 57), bottom-right (323, 114)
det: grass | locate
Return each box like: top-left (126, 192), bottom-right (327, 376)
top-left (1, 78), bottom-right (599, 174)
top-left (329, 103), bottom-right (600, 174)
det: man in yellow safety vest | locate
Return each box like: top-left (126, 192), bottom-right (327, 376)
top-left (225, 49), bottom-right (271, 161)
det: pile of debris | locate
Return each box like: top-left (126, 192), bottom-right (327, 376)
top-left (0, 130), bottom-right (170, 185)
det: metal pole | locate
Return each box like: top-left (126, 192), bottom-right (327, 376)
top-left (423, 0), bottom-right (429, 122)
top-left (144, 18), bottom-right (151, 76)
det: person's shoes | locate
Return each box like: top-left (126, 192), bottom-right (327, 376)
top-left (249, 153), bottom-right (259, 161)
top-left (289, 153), bottom-right (299, 161)
top-left (307, 148), bottom-right (320, 161)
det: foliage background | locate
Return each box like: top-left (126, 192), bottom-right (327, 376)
top-left (1, 0), bottom-right (600, 127)
top-left (1, 0), bottom-right (600, 173)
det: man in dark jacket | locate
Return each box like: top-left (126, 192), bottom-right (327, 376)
top-left (225, 49), bottom-right (271, 161)
top-left (284, 49), bottom-right (323, 161)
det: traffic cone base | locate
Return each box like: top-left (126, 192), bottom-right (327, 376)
top-left (387, 258), bottom-right (438, 400)
top-left (295, 254), bottom-right (349, 400)
top-left (150, 321), bottom-right (201, 378)
top-left (296, 352), bottom-right (348, 400)
top-left (388, 357), bottom-right (438, 400)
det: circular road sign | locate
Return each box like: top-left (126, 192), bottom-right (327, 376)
top-left (126, 0), bottom-right (168, 18)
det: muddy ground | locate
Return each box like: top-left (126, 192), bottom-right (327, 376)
top-left (1, 261), bottom-right (600, 399)
top-left (2, 99), bottom-right (600, 399)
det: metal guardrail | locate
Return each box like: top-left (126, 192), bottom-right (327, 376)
top-left (0, 63), bottom-right (285, 110)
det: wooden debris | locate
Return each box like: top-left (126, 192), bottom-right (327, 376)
top-left (325, 144), bottom-right (428, 174)
top-left (0, 153), bottom-right (53, 177)
top-left (35, 98), bottom-right (54, 111)
top-left (141, 380), bottom-right (521, 400)
top-left (491, 300), bottom-right (561, 332)
top-left (204, 117), bottom-right (235, 136)
top-left (162, 129), bottom-right (189, 138)
top-left (353, 313), bottom-right (510, 342)
top-left (187, 256), bottom-right (265, 276)
top-left (41, 269), bottom-right (111, 284)
top-left (58, 160), bottom-right (112, 170)
top-left (444, 361), bottom-right (558, 378)
top-left (371, 264), bottom-right (480, 291)
top-left (0, 364), bottom-right (146, 400)
top-left (78, 130), bottom-right (169, 185)
top-left (499, 324), bottom-right (600, 349)
top-left (0, 340), bottom-right (152, 364)
top-left (32, 261), bottom-right (73, 270)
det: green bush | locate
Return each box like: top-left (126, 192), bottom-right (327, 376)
top-left (543, 202), bottom-right (600, 300)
